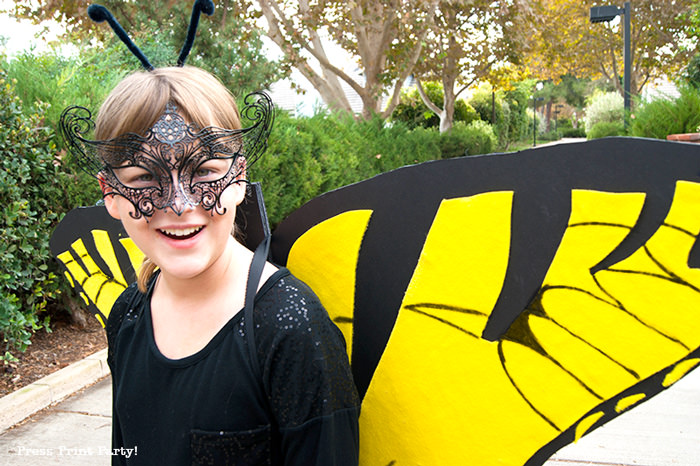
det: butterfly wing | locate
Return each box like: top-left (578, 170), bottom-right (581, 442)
top-left (270, 137), bottom-right (700, 465)
top-left (50, 206), bottom-right (142, 326)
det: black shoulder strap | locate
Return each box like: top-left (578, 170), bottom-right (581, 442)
top-left (244, 235), bottom-right (271, 382)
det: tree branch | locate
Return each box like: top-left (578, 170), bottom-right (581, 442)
top-left (415, 77), bottom-right (443, 114)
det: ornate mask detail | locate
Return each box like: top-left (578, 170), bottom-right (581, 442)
top-left (60, 92), bottom-right (273, 219)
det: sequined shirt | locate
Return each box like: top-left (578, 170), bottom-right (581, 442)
top-left (106, 268), bottom-right (360, 465)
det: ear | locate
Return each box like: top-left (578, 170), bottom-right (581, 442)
top-left (103, 194), bottom-right (122, 220)
top-left (231, 180), bottom-right (246, 207)
top-left (98, 174), bottom-right (122, 220)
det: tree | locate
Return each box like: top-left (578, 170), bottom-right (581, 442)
top-left (243, 0), bottom-right (440, 119)
top-left (411, 0), bottom-right (518, 132)
top-left (391, 81), bottom-right (479, 129)
top-left (517, 0), bottom-right (694, 100)
top-left (683, 1), bottom-right (700, 88)
top-left (9, 0), bottom-right (287, 95)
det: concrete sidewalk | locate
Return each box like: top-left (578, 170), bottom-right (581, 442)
top-left (0, 357), bottom-right (699, 465)
top-left (0, 377), bottom-right (111, 465)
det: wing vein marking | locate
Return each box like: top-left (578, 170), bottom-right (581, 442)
top-left (497, 341), bottom-right (562, 432)
top-left (403, 304), bottom-right (483, 339)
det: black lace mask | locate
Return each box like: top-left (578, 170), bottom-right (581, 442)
top-left (60, 92), bottom-right (273, 219)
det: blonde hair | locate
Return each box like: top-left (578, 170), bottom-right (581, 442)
top-left (95, 66), bottom-right (243, 292)
top-left (96, 66), bottom-right (241, 140)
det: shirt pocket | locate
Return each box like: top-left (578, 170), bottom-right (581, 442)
top-left (190, 425), bottom-right (271, 466)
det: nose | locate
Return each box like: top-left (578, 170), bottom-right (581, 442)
top-left (168, 181), bottom-right (197, 215)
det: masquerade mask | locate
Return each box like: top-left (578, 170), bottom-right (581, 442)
top-left (59, 91), bottom-right (274, 219)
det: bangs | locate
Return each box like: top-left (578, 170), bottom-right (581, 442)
top-left (95, 67), bottom-right (241, 141)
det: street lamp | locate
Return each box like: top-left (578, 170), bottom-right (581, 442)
top-left (533, 82), bottom-right (544, 147)
top-left (590, 1), bottom-right (631, 129)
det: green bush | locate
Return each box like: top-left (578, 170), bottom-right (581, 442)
top-left (0, 72), bottom-right (64, 363)
top-left (469, 83), bottom-right (530, 150)
top-left (629, 86), bottom-right (700, 139)
top-left (561, 127), bottom-right (586, 138)
top-left (6, 49), bottom-right (126, 144)
top-left (252, 111), bottom-right (447, 226)
top-left (587, 121), bottom-right (625, 139)
top-left (440, 120), bottom-right (497, 157)
top-left (584, 91), bottom-right (624, 134)
top-left (249, 111), bottom-right (325, 227)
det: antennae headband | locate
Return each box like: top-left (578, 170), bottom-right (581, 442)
top-left (178, 0), bottom-right (216, 66)
top-left (87, 4), bottom-right (154, 71)
top-left (88, 1), bottom-right (215, 70)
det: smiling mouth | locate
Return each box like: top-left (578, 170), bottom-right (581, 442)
top-left (158, 226), bottom-right (204, 240)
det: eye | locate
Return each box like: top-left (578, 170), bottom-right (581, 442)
top-left (114, 166), bottom-right (160, 189)
top-left (193, 158), bottom-right (233, 182)
top-left (195, 167), bottom-right (212, 178)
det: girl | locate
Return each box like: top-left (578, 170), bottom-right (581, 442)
top-left (62, 65), bottom-right (360, 465)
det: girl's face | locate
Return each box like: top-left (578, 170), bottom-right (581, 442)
top-left (97, 103), bottom-right (247, 219)
top-left (102, 107), bottom-right (248, 281)
top-left (104, 176), bottom-right (246, 282)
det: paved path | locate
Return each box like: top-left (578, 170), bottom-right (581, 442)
top-left (0, 377), bottom-right (111, 465)
top-left (1, 368), bottom-right (699, 465)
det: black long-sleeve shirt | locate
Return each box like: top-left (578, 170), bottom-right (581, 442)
top-left (106, 268), bottom-right (360, 465)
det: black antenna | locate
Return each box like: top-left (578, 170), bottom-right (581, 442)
top-left (87, 4), bottom-right (154, 71)
top-left (177, 0), bottom-right (215, 66)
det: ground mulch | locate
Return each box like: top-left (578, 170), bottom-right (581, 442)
top-left (0, 312), bottom-right (107, 397)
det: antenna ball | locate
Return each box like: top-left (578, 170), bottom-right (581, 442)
top-left (196, 0), bottom-right (215, 16)
top-left (87, 4), bottom-right (110, 23)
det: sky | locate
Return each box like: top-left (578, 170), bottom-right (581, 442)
top-left (0, 1), bottom-right (324, 115)
top-left (0, 1), bottom-right (64, 57)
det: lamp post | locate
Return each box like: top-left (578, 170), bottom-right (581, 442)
top-left (590, 1), bottom-right (631, 129)
top-left (533, 82), bottom-right (544, 147)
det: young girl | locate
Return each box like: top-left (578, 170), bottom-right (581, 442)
top-left (63, 65), bottom-right (360, 465)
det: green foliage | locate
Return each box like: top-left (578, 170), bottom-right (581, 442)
top-left (6, 47), bottom-right (125, 140)
top-left (5, 50), bottom-right (105, 209)
top-left (391, 82), bottom-right (478, 130)
top-left (683, 54), bottom-right (700, 89)
top-left (584, 91), bottom-right (624, 134)
top-left (629, 86), bottom-right (700, 139)
top-left (469, 86), bottom-right (500, 125)
top-left (561, 127), bottom-right (586, 138)
top-left (501, 83), bottom-right (532, 148)
top-left (469, 83), bottom-right (530, 150)
top-left (587, 121), bottom-right (625, 140)
top-left (253, 109), bottom-right (500, 226)
top-left (439, 120), bottom-right (497, 158)
top-left (554, 75), bottom-right (591, 110)
top-left (0, 71), bottom-right (63, 363)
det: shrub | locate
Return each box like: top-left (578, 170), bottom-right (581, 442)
top-left (561, 127), bottom-right (586, 138)
top-left (6, 49), bottom-right (126, 146)
top-left (587, 121), bottom-right (625, 139)
top-left (249, 111), bottom-right (325, 227)
top-left (440, 120), bottom-right (497, 157)
top-left (629, 86), bottom-right (700, 139)
top-left (584, 91), bottom-right (624, 134)
top-left (251, 111), bottom-right (446, 226)
top-left (0, 72), bottom-right (64, 363)
top-left (470, 83), bottom-right (530, 150)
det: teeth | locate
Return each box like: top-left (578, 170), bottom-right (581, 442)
top-left (160, 226), bottom-right (203, 237)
